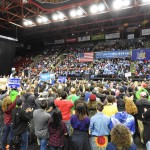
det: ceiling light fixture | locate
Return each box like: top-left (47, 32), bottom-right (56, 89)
top-left (90, 4), bottom-right (98, 14)
top-left (70, 9), bottom-right (77, 17)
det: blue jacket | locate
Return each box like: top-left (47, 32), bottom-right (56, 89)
top-left (109, 111), bottom-right (135, 135)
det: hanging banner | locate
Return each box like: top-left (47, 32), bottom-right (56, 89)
top-left (132, 49), bottom-right (150, 61)
top-left (142, 29), bottom-right (150, 36)
top-left (44, 40), bottom-right (54, 45)
top-left (95, 50), bottom-right (130, 59)
top-left (66, 38), bottom-right (77, 43)
top-left (105, 33), bottom-right (120, 39)
top-left (78, 36), bottom-right (90, 42)
top-left (128, 34), bottom-right (134, 39)
top-left (91, 34), bottom-right (105, 40)
top-left (54, 39), bottom-right (64, 44)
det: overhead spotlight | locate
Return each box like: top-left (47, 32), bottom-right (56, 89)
top-left (70, 10), bottom-right (77, 17)
top-left (58, 14), bottom-right (64, 19)
top-left (77, 9), bottom-right (83, 16)
top-left (52, 14), bottom-right (58, 20)
top-left (113, 0), bottom-right (122, 9)
top-left (28, 20), bottom-right (33, 25)
top-left (42, 17), bottom-right (49, 22)
top-left (98, 4), bottom-right (105, 11)
top-left (90, 4), bottom-right (98, 13)
top-left (122, 0), bottom-right (130, 6)
top-left (37, 17), bottom-right (43, 23)
top-left (23, 21), bottom-right (29, 26)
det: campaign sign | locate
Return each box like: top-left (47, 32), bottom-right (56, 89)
top-left (40, 73), bottom-right (50, 81)
top-left (125, 72), bottom-right (131, 78)
top-left (58, 76), bottom-right (66, 83)
top-left (8, 78), bottom-right (20, 88)
top-left (50, 74), bottom-right (55, 85)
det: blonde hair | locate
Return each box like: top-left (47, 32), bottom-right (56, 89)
top-left (111, 124), bottom-right (132, 150)
top-left (70, 88), bottom-right (76, 94)
top-left (2, 96), bottom-right (12, 112)
top-left (124, 96), bottom-right (138, 115)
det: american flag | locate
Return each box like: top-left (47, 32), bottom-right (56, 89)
top-left (78, 52), bottom-right (94, 62)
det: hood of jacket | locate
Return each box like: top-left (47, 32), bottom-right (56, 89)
top-left (115, 111), bottom-right (128, 123)
top-left (10, 90), bottom-right (18, 102)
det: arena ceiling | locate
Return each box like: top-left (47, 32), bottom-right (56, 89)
top-left (0, 0), bottom-right (150, 42)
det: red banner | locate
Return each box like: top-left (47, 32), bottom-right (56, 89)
top-left (66, 38), bottom-right (77, 43)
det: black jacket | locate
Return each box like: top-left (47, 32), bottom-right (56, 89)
top-left (23, 93), bottom-right (36, 110)
top-left (143, 109), bottom-right (150, 143)
top-left (136, 99), bottom-right (150, 121)
top-left (12, 107), bottom-right (32, 135)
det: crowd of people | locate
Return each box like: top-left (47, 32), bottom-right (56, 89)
top-left (91, 58), bottom-right (150, 78)
top-left (1, 78), bottom-right (150, 150)
top-left (0, 39), bottom-right (150, 150)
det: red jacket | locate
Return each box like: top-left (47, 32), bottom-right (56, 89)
top-left (3, 99), bottom-right (17, 125)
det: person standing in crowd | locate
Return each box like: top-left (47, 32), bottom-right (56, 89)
top-left (136, 92), bottom-right (150, 121)
top-left (106, 124), bottom-right (137, 150)
top-left (124, 96), bottom-right (138, 116)
top-left (102, 95), bottom-right (118, 117)
top-left (48, 109), bottom-right (68, 150)
top-left (54, 91), bottom-right (74, 135)
top-left (12, 98), bottom-right (33, 150)
top-left (87, 94), bottom-right (97, 117)
top-left (90, 102), bottom-right (110, 150)
top-left (33, 100), bottom-right (51, 150)
top-left (1, 96), bottom-right (17, 150)
top-left (142, 108), bottom-right (150, 150)
top-left (9, 88), bottom-right (19, 102)
top-left (22, 87), bottom-right (36, 110)
top-left (110, 100), bottom-right (135, 135)
top-left (84, 86), bottom-right (91, 102)
top-left (70, 103), bottom-right (90, 150)
top-left (67, 88), bottom-right (80, 111)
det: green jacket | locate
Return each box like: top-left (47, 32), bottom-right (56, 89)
top-left (9, 90), bottom-right (19, 102)
top-left (135, 88), bottom-right (150, 101)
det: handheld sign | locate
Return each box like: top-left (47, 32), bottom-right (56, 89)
top-left (58, 76), bottom-right (66, 83)
top-left (8, 78), bottom-right (21, 89)
top-left (0, 78), bottom-right (7, 90)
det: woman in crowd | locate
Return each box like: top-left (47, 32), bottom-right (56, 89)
top-left (48, 109), bottom-right (68, 150)
top-left (70, 103), bottom-right (90, 150)
top-left (87, 94), bottom-right (97, 117)
top-left (90, 102), bottom-right (110, 150)
top-left (124, 96), bottom-right (138, 115)
top-left (106, 124), bottom-right (137, 150)
top-left (2, 96), bottom-right (17, 150)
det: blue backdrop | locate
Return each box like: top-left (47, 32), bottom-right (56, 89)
top-left (95, 50), bottom-right (130, 59)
